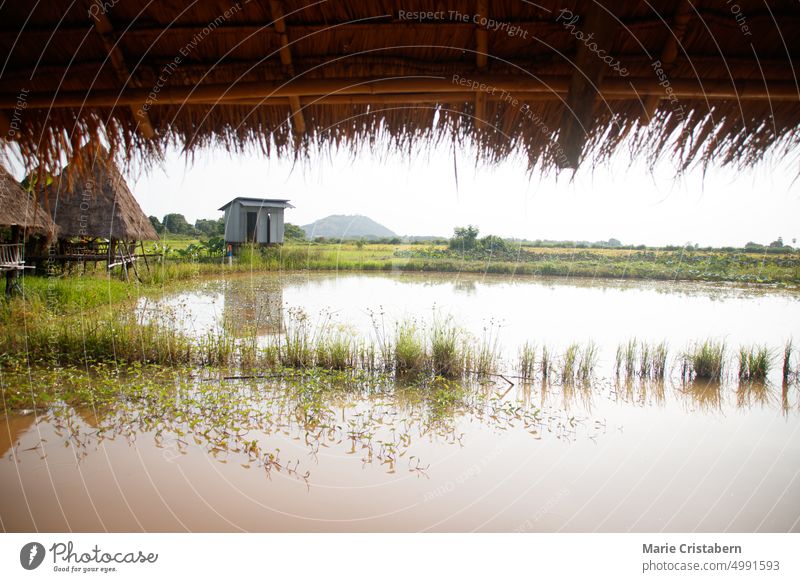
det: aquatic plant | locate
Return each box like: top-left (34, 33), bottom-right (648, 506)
top-left (540, 345), bottom-right (551, 379)
top-left (197, 328), bottom-right (235, 366)
top-left (394, 322), bottom-right (426, 375)
top-left (561, 343), bottom-right (579, 383)
top-left (518, 342), bottom-right (537, 380)
top-left (615, 339), bottom-right (667, 380)
top-left (651, 342), bottom-right (668, 379)
top-left (577, 342), bottom-right (598, 382)
top-left (430, 319), bottom-right (463, 378)
top-left (282, 309), bottom-right (313, 368)
top-left (614, 339), bottom-right (638, 379)
top-left (471, 322), bottom-right (500, 377)
top-left (316, 333), bottom-right (355, 370)
top-left (682, 340), bottom-right (726, 381)
top-left (738, 345), bottom-right (771, 382)
top-left (783, 339), bottom-right (794, 383)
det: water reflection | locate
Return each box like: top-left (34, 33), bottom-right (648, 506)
top-left (2, 369), bottom-right (798, 532)
top-left (139, 272), bottom-right (800, 386)
top-left (0, 412), bottom-right (35, 458)
top-left (221, 279), bottom-right (283, 337)
top-left (681, 380), bottom-right (724, 412)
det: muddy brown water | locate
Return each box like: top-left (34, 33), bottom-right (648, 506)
top-left (2, 273), bottom-right (799, 532)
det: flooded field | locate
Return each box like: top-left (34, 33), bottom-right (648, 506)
top-left (140, 272), bottom-right (800, 380)
top-left (2, 272), bottom-right (799, 532)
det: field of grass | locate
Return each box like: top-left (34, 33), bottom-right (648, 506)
top-left (10, 241), bottom-right (799, 319)
top-left (131, 240), bottom-right (800, 285)
top-left (2, 239), bottom-right (798, 388)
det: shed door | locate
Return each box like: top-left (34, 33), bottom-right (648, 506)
top-left (246, 211), bottom-right (257, 242)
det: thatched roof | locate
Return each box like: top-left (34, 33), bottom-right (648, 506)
top-left (0, 163), bottom-right (56, 234)
top-left (0, 1), bottom-right (798, 174)
top-left (43, 147), bottom-right (159, 241)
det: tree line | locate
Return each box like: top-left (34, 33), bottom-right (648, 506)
top-left (148, 213), bottom-right (306, 239)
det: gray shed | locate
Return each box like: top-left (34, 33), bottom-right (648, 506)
top-left (219, 197), bottom-right (294, 247)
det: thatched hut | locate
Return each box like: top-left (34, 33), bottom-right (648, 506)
top-left (41, 148), bottom-right (158, 270)
top-left (0, 1), bottom-right (798, 175)
top-left (0, 163), bottom-right (56, 293)
top-left (0, 164), bottom-right (55, 238)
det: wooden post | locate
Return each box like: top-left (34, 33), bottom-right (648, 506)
top-left (128, 241), bottom-right (141, 283)
top-left (139, 240), bottom-right (151, 276)
top-left (556, 3), bottom-right (620, 168)
top-left (4, 225), bottom-right (21, 297)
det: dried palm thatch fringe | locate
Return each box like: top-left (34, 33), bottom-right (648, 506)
top-left (0, 0), bottom-right (798, 177)
top-left (0, 164), bottom-right (57, 235)
top-left (37, 146), bottom-right (159, 241)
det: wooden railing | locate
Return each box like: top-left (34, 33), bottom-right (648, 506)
top-left (0, 243), bottom-right (28, 271)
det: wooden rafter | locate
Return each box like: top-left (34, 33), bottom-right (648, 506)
top-left (1, 75), bottom-right (794, 109)
top-left (640, 0), bottom-right (694, 123)
top-left (2, 55), bottom-right (792, 85)
top-left (269, 0), bottom-right (306, 137)
top-left (474, 0), bottom-right (489, 130)
top-left (0, 111), bottom-right (10, 137)
top-left (556, 1), bottom-right (620, 169)
top-left (88, 2), bottom-right (155, 139)
top-left (3, 11), bottom-right (797, 41)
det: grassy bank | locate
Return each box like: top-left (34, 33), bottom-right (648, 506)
top-left (42, 241), bottom-right (800, 286)
top-left (3, 282), bottom-right (797, 407)
top-left (149, 242), bottom-right (800, 285)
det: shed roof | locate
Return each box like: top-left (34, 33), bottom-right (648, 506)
top-left (219, 197), bottom-right (294, 211)
top-left (1, 0), bottom-right (798, 174)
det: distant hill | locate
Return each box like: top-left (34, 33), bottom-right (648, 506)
top-left (302, 215), bottom-right (397, 240)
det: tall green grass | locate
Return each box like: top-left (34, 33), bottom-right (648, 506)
top-left (517, 342), bottom-right (536, 380)
top-left (394, 322), bottom-right (426, 376)
top-left (615, 339), bottom-right (668, 380)
top-left (560, 342), bottom-right (597, 384)
top-left (430, 319), bottom-right (464, 378)
top-left (738, 345), bottom-right (771, 382)
top-left (783, 339), bottom-right (794, 383)
top-left (682, 340), bottom-right (726, 382)
top-left (468, 323), bottom-right (500, 377)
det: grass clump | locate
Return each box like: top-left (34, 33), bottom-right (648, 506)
top-left (682, 340), bottom-right (726, 381)
top-left (430, 320), bottom-right (463, 378)
top-left (518, 342), bottom-right (536, 380)
top-left (738, 345), bottom-right (771, 382)
top-left (615, 339), bottom-right (668, 380)
top-left (615, 339), bottom-right (637, 379)
top-left (783, 339), bottom-right (794, 383)
top-left (560, 342), bottom-right (597, 383)
top-left (651, 342), bottom-right (668, 379)
top-left (282, 309), bottom-right (313, 368)
top-left (577, 342), bottom-right (598, 381)
top-left (394, 322), bottom-right (426, 376)
top-left (469, 323), bottom-right (500, 377)
top-left (541, 345), bottom-right (551, 379)
top-left (316, 333), bottom-right (355, 370)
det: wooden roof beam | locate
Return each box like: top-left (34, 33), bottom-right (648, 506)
top-left (474, 0), bottom-right (489, 130)
top-left (88, 3), bottom-right (155, 139)
top-left (641, 0), bottom-right (694, 124)
top-left (3, 75), bottom-right (795, 109)
top-left (269, 0), bottom-right (306, 137)
top-left (0, 111), bottom-right (11, 137)
top-left (556, 1), bottom-right (620, 169)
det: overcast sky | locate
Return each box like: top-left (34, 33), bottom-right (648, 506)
top-left (6, 139), bottom-right (798, 248)
top-left (122, 140), bottom-right (798, 248)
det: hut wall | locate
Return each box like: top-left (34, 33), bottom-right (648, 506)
top-left (270, 209), bottom-right (284, 243)
top-left (223, 202), bottom-right (285, 244)
top-left (256, 208), bottom-right (269, 243)
top-left (223, 201), bottom-right (244, 243)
